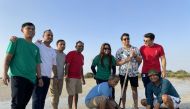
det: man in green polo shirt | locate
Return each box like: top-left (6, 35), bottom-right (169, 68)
top-left (2, 22), bottom-right (43, 109)
top-left (141, 69), bottom-right (180, 109)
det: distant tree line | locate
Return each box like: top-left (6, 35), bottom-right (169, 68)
top-left (84, 70), bottom-right (190, 79)
top-left (0, 70), bottom-right (189, 79)
top-left (166, 70), bottom-right (190, 78)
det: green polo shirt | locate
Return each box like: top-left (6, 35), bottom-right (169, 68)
top-left (6, 38), bottom-right (41, 83)
top-left (92, 55), bottom-right (116, 80)
top-left (146, 78), bottom-right (180, 105)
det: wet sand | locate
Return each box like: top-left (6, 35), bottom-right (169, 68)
top-left (0, 78), bottom-right (190, 109)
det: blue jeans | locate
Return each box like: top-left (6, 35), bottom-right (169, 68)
top-left (32, 76), bottom-right (50, 109)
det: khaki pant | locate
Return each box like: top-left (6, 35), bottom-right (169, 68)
top-left (49, 79), bottom-right (64, 109)
top-left (86, 96), bottom-right (117, 109)
top-left (66, 78), bottom-right (82, 95)
top-left (86, 96), bottom-right (107, 108)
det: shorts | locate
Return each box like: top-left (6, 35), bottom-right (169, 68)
top-left (86, 96), bottom-right (107, 108)
top-left (154, 95), bottom-right (181, 108)
top-left (119, 75), bottom-right (138, 87)
top-left (66, 78), bottom-right (82, 95)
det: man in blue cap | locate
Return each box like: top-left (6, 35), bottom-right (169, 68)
top-left (141, 69), bottom-right (180, 109)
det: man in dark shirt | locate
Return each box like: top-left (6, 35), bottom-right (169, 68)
top-left (141, 70), bottom-right (180, 109)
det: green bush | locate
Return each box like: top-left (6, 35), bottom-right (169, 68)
top-left (167, 70), bottom-right (190, 78)
top-left (84, 72), bottom-right (94, 78)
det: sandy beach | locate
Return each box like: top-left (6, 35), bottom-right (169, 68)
top-left (0, 78), bottom-right (190, 109)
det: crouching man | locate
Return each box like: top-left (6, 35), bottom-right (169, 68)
top-left (85, 75), bottom-right (121, 109)
top-left (141, 70), bottom-right (180, 109)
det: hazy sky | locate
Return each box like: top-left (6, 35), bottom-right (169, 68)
top-left (0, 0), bottom-right (190, 76)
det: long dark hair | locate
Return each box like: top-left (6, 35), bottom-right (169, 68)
top-left (99, 43), bottom-right (112, 70)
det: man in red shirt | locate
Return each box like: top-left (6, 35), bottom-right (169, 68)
top-left (140, 33), bottom-right (166, 97)
top-left (65, 41), bottom-right (85, 109)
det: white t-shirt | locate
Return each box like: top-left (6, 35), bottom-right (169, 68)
top-left (35, 42), bottom-right (56, 78)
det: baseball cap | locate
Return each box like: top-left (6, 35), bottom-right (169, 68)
top-left (148, 69), bottom-right (159, 76)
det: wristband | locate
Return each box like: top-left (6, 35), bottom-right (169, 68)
top-left (37, 76), bottom-right (42, 80)
top-left (53, 76), bottom-right (58, 79)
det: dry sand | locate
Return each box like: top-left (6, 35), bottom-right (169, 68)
top-left (0, 78), bottom-right (190, 109)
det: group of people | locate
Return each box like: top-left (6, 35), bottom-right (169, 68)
top-left (2, 22), bottom-right (180, 109)
top-left (2, 22), bottom-right (85, 109)
top-left (86, 33), bottom-right (180, 109)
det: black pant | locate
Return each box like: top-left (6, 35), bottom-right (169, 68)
top-left (32, 76), bottom-right (50, 109)
top-left (11, 76), bottom-right (34, 109)
top-left (95, 78), bottom-right (115, 100)
top-left (141, 75), bottom-right (150, 98)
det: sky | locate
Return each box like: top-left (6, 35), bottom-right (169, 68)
top-left (0, 0), bottom-right (190, 76)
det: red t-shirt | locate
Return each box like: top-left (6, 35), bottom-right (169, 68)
top-left (66, 51), bottom-right (84, 79)
top-left (140, 43), bottom-right (165, 73)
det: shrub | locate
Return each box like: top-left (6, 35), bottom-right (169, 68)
top-left (167, 70), bottom-right (190, 78)
top-left (84, 72), bottom-right (94, 78)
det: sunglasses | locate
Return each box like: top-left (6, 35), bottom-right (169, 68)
top-left (122, 38), bottom-right (130, 41)
top-left (144, 39), bottom-right (151, 42)
top-left (104, 48), bottom-right (110, 50)
top-left (77, 45), bottom-right (84, 47)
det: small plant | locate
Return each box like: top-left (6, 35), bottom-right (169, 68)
top-left (84, 72), bottom-right (94, 78)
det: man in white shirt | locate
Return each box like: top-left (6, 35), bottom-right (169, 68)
top-left (32, 29), bottom-right (57, 109)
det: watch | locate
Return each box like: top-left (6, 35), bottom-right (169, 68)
top-left (37, 76), bottom-right (42, 80)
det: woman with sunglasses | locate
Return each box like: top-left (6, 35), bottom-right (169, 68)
top-left (91, 43), bottom-right (116, 99)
